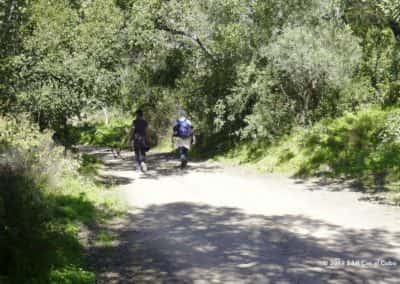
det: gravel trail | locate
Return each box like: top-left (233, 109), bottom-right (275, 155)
top-left (86, 148), bottom-right (400, 284)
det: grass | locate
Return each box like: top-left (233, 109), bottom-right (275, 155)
top-left (96, 231), bottom-right (116, 246)
top-left (46, 151), bottom-right (125, 283)
top-left (0, 173), bottom-right (102, 284)
top-left (215, 108), bottom-right (400, 200)
top-left (78, 153), bottom-right (103, 177)
top-left (50, 266), bottom-right (95, 284)
top-left (1, 148), bottom-right (124, 283)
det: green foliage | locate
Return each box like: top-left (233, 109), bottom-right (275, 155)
top-left (73, 119), bottom-right (131, 149)
top-left (337, 77), bottom-right (377, 111)
top-left (0, 173), bottom-right (57, 283)
top-left (0, 115), bottom-right (67, 185)
top-left (50, 266), bottom-right (95, 284)
top-left (86, 121), bottom-right (130, 148)
top-left (0, 116), bottom-right (122, 283)
top-left (69, 106), bottom-right (174, 149)
top-left (95, 231), bottom-right (115, 246)
top-left (9, 0), bottom-right (127, 130)
top-left (267, 24), bottom-right (361, 123)
top-left (299, 110), bottom-right (389, 179)
top-left (220, 108), bottom-right (400, 192)
top-left (78, 154), bottom-right (102, 177)
top-left (0, 0), bottom-right (30, 114)
top-left (2, 0), bottom-right (399, 148)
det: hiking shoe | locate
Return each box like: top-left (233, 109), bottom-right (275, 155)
top-left (141, 162), bottom-right (147, 172)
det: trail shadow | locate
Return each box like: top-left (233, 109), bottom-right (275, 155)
top-left (75, 147), bottom-right (136, 187)
top-left (76, 146), bottom-right (113, 160)
top-left (139, 152), bottom-right (221, 180)
top-left (292, 177), bottom-right (366, 193)
top-left (95, 174), bottom-right (134, 187)
top-left (88, 203), bottom-right (400, 284)
top-left (290, 176), bottom-right (400, 207)
top-left (91, 149), bottom-right (222, 180)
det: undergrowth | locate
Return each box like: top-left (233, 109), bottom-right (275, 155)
top-left (217, 107), bottom-right (400, 199)
top-left (0, 116), bottom-right (124, 283)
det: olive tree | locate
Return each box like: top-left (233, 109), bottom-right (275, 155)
top-left (266, 24), bottom-right (361, 124)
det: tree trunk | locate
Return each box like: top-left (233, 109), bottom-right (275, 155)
top-left (300, 80), bottom-right (316, 125)
top-left (301, 92), bottom-right (311, 126)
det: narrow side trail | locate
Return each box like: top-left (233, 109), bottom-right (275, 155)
top-left (87, 148), bottom-right (400, 284)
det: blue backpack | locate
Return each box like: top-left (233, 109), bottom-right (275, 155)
top-left (177, 119), bottom-right (191, 138)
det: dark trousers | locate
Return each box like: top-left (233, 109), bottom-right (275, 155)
top-left (179, 146), bottom-right (188, 162)
top-left (135, 147), bottom-right (146, 164)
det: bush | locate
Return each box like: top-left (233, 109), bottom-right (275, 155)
top-left (283, 108), bottom-right (400, 190)
top-left (0, 172), bottom-right (57, 283)
top-left (70, 119), bottom-right (131, 149)
top-left (0, 116), bottom-right (120, 283)
top-left (298, 108), bottom-right (400, 182)
top-left (50, 266), bottom-right (95, 284)
top-left (220, 108), bottom-right (400, 192)
top-left (70, 116), bottom-right (159, 149)
top-left (78, 153), bottom-right (102, 176)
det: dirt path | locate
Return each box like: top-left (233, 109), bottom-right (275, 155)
top-left (86, 148), bottom-right (400, 284)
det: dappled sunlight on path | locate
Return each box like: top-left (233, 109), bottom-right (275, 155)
top-left (84, 148), bottom-right (400, 284)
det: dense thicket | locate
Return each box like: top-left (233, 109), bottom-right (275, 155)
top-left (0, 117), bottom-right (122, 283)
top-left (1, 0), bottom-right (400, 147)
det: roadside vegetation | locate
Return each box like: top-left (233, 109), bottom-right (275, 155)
top-left (0, 117), bottom-right (123, 283)
top-left (216, 107), bottom-right (400, 204)
top-left (69, 119), bottom-right (132, 151)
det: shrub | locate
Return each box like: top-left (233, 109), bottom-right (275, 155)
top-left (0, 116), bottom-right (103, 283)
top-left (221, 107), bottom-right (400, 192)
top-left (0, 116), bottom-right (69, 185)
top-left (289, 108), bottom-right (400, 190)
top-left (70, 117), bottom-right (159, 149)
top-left (50, 266), bottom-right (95, 284)
top-left (0, 172), bottom-right (58, 283)
top-left (71, 119), bottom-right (131, 149)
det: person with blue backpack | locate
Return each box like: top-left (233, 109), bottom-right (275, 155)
top-left (172, 110), bottom-right (195, 168)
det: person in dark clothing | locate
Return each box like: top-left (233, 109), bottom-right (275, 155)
top-left (129, 109), bottom-right (149, 171)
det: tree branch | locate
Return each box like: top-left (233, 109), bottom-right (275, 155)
top-left (155, 18), bottom-right (218, 63)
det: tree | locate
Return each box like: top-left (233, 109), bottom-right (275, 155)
top-left (0, 0), bottom-right (29, 114)
top-left (267, 24), bottom-right (361, 124)
top-left (15, 0), bottom-right (126, 130)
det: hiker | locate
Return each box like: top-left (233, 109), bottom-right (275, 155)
top-left (129, 109), bottom-right (149, 171)
top-left (172, 110), bottom-right (195, 168)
